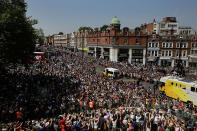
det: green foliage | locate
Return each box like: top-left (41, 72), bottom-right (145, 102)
top-left (35, 28), bottom-right (45, 45)
top-left (0, 0), bottom-right (37, 66)
top-left (58, 32), bottom-right (64, 35)
top-left (100, 25), bottom-right (109, 32)
top-left (94, 27), bottom-right (99, 32)
top-left (78, 26), bottom-right (93, 32)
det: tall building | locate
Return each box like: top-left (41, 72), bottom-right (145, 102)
top-left (188, 37), bottom-right (197, 75)
top-left (179, 26), bottom-right (196, 36)
top-left (70, 32), bottom-right (77, 50)
top-left (53, 34), bottom-right (67, 47)
top-left (141, 17), bottom-right (179, 36)
top-left (141, 17), bottom-right (196, 37)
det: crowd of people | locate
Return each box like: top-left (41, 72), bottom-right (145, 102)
top-left (0, 46), bottom-right (197, 131)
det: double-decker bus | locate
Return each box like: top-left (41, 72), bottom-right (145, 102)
top-left (33, 52), bottom-right (45, 62)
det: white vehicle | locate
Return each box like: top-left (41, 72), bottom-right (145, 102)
top-left (103, 68), bottom-right (120, 79)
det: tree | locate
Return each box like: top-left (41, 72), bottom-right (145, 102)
top-left (100, 25), bottom-right (109, 32)
top-left (78, 26), bottom-right (93, 32)
top-left (0, 0), bottom-right (37, 67)
top-left (35, 28), bottom-right (45, 45)
top-left (94, 27), bottom-right (99, 32)
top-left (58, 32), bottom-right (64, 35)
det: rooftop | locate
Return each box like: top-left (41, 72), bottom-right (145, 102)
top-left (111, 16), bottom-right (120, 25)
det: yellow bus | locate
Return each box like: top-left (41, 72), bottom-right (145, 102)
top-left (159, 76), bottom-right (197, 106)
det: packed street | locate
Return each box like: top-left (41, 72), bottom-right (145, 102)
top-left (0, 46), bottom-right (197, 131)
top-left (1, 0), bottom-right (197, 130)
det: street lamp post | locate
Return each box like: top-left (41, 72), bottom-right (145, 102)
top-left (96, 31), bottom-right (99, 58)
top-left (177, 36), bottom-right (185, 77)
top-left (82, 31), bottom-right (84, 58)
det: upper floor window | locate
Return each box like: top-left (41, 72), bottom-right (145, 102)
top-left (183, 50), bottom-right (187, 57)
top-left (166, 50), bottom-right (169, 56)
top-left (155, 43), bottom-right (158, 48)
top-left (151, 51), bottom-right (154, 56)
top-left (136, 39), bottom-right (139, 44)
top-left (155, 51), bottom-right (158, 56)
top-left (162, 42), bottom-right (166, 48)
top-left (166, 43), bottom-right (169, 48)
top-left (176, 43), bottom-right (180, 48)
top-left (148, 51), bottom-right (151, 57)
top-left (124, 39), bottom-right (127, 45)
top-left (152, 43), bottom-right (154, 48)
top-left (168, 24), bottom-right (177, 28)
top-left (148, 42), bottom-right (151, 47)
top-left (176, 50), bottom-right (180, 57)
top-left (162, 51), bottom-right (165, 56)
top-left (181, 42), bottom-right (188, 48)
top-left (192, 43), bottom-right (195, 48)
top-left (161, 24), bottom-right (165, 28)
top-left (169, 42), bottom-right (173, 48)
top-left (169, 50), bottom-right (172, 56)
top-left (105, 39), bottom-right (108, 44)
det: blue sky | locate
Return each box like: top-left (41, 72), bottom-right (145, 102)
top-left (26, 0), bottom-right (197, 36)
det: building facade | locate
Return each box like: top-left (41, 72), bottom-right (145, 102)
top-left (159, 35), bottom-right (192, 67)
top-left (147, 34), bottom-right (160, 63)
top-left (147, 35), bottom-right (197, 67)
top-left (179, 26), bottom-right (196, 36)
top-left (53, 34), bottom-right (67, 47)
top-left (141, 17), bottom-right (196, 37)
top-left (141, 17), bottom-right (179, 36)
top-left (87, 16), bottom-right (148, 64)
top-left (46, 16), bottom-right (197, 71)
top-left (189, 40), bottom-right (197, 75)
top-left (69, 32), bottom-right (77, 50)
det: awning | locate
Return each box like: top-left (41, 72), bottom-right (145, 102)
top-left (103, 52), bottom-right (109, 56)
top-left (78, 48), bottom-right (87, 51)
top-left (148, 57), bottom-right (156, 61)
top-left (88, 51), bottom-right (94, 54)
top-left (119, 54), bottom-right (128, 57)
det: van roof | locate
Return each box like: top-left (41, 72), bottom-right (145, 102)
top-left (105, 68), bottom-right (119, 72)
top-left (160, 76), bottom-right (197, 87)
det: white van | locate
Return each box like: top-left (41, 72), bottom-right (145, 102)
top-left (103, 68), bottom-right (120, 79)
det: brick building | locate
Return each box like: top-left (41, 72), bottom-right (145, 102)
top-left (87, 16), bottom-right (148, 64)
top-left (46, 16), bottom-right (197, 70)
top-left (147, 35), bottom-right (197, 67)
top-left (141, 17), bottom-right (179, 36)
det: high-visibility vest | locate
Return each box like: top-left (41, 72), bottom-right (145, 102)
top-left (146, 99), bottom-right (149, 105)
top-left (89, 102), bottom-right (93, 108)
